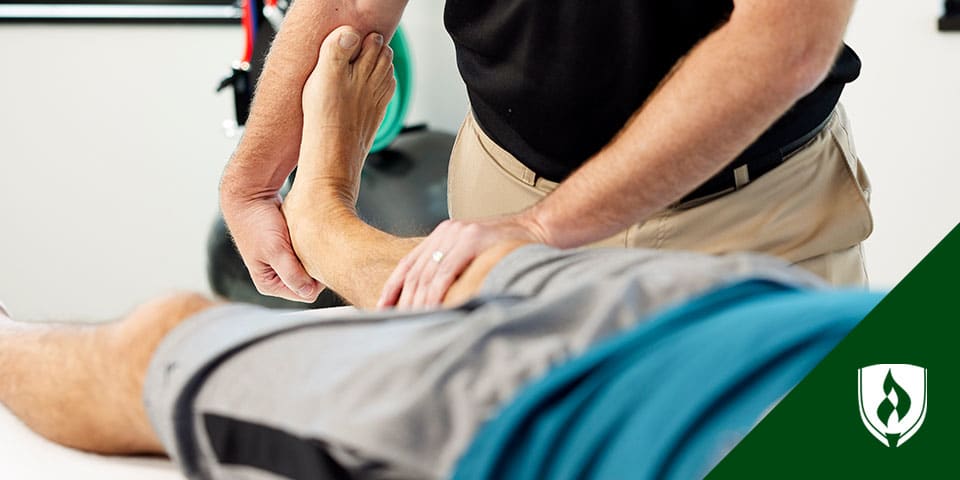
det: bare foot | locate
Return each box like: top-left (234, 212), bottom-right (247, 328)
top-left (296, 26), bottom-right (396, 195)
top-left (284, 25), bottom-right (396, 256)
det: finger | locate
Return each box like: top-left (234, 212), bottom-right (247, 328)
top-left (355, 32), bottom-right (384, 76)
top-left (397, 220), bottom-right (455, 309)
top-left (248, 261), bottom-right (309, 303)
top-left (399, 235), bottom-right (446, 309)
top-left (321, 25), bottom-right (362, 67)
top-left (411, 232), bottom-right (461, 308)
top-left (424, 241), bottom-right (478, 307)
top-left (378, 239), bottom-right (429, 308)
top-left (271, 250), bottom-right (322, 302)
top-left (378, 221), bottom-right (450, 308)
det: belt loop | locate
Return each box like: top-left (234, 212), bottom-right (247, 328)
top-left (520, 169), bottom-right (536, 186)
top-left (733, 165), bottom-right (750, 189)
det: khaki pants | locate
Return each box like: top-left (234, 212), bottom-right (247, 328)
top-left (447, 105), bottom-right (874, 286)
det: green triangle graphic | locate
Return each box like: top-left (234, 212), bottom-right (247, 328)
top-left (708, 223), bottom-right (959, 478)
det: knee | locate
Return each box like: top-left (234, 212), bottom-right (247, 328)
top-left (131, 291), bottom-right (214, 331)
top-left (150, 291), bottom-right (217, 323)
top-left (91, 292), bottom-right (217, 453)
top-left (108, 292), bottom-right (217, 375)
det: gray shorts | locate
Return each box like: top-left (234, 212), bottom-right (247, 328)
top-left (144, 245), bottom-right (821, 480)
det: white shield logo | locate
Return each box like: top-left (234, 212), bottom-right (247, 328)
top-left (857, 364), bottom-right (927, 447)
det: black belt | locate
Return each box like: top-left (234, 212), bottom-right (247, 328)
top-left (673, 114), bottom-right (832, 210)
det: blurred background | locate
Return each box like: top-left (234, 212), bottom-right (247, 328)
top-left (0, 0), bottom-right (957, 321)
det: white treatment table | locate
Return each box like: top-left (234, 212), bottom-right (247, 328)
top-left (0, 404), bottom-right (182, 480)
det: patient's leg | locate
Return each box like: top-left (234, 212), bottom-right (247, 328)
top-left (283, 26), bottom-right (531, 308)
top-left (0, 293), bottom-right (216, 455)
top-left (284, 26), bottom-right (418, 308)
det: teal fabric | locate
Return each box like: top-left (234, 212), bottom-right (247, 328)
top-left (453, 280), bottom-right (884, 480)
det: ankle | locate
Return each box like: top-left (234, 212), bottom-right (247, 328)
top-left (284, 173), bottom-right (359, 230)
top-left (296, 131), bottom-right (365, 188)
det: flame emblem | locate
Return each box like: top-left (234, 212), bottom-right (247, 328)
top-left (877, 369), bottom-right (911, 428)
top-left (857, 364), bottom-right (926, 448)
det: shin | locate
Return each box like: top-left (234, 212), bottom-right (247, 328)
top-left (0, 292), bottom-right (216, 455)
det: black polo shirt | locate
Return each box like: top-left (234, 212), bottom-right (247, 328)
top-left (444, 0), bottom-right (861, 182)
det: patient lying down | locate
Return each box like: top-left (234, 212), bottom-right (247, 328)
top-left (0, 27), bottom-right (877, 479)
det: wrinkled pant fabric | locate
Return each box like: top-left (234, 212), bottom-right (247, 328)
top-left (145, 245), bottom-right (828, 479)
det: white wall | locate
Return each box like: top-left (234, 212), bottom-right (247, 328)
top-left (0, 25), bottom-right (241, 321)
top-left (401, 1), bottom-right (469, 133)
top-left (0, 0), bottom-right (956, 321)
top-left (841, 0), bottom-right (960, 288)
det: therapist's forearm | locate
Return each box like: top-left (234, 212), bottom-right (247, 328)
top-left (523, 1), bottom-right (855, 248)
top-left (221, 0), bottom-right (407, 200)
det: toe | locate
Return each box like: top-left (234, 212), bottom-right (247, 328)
top-left (355, 32), bottom-right (385, 77)
top-left (371, 46), bottom-right (394, 81)
top-left (377, 72), bottom-right (396, 108)
top-left (378, 67), bottom-right (396, 102)
top-left (321, 25), bottom-right (362, 66)
top-left (373, 47), bottom-right (395, 97)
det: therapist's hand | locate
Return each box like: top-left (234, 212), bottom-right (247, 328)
top-left (377, 213), bottom-right (548, 309)
top-left (221, 193), bottom-right (323, 303)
